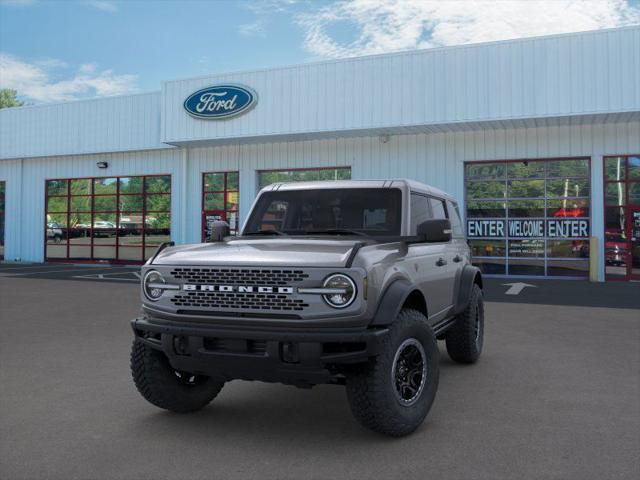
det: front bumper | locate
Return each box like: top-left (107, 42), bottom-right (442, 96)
top-left (131, 316), bottom-right (388, 386)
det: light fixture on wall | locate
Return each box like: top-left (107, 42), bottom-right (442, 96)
top-left (96, 161), bottom-right (108, 169)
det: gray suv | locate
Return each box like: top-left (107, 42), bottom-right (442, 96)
top-left (130, 180), bottom-right (484, 436)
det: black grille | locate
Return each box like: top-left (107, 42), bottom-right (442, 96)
top-left (170, 268), bottom-right (308, 285)
top-left (203, 338), bottom-right (267, 356)
top-left (170, 291), bottom-right (309, 311)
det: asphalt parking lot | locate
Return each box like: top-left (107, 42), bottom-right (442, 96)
top-left (1, 264), bottom-right (639, 480)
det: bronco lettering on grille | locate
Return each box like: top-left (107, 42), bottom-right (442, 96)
top-left (183, 285), bottom-right (294, 294)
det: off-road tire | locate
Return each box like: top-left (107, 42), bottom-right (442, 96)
top-left (445, 283), bottom-right (484, 364)
top-left (345, 309), bottom-right (439, 437)
top-left (131, 340), bottom-right (224, 413)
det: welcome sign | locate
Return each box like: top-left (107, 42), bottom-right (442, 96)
top-left (184, 84), bottom-right (257, 119)
top-left (467, 219), bottom-right (589, 239)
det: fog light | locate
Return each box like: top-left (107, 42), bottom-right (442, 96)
top-left (281, 342), bottom-right (299, 363)
top-left (174, 336), bottom-right (189, 355)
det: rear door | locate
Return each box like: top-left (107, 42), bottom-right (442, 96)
top-left (427, 197), bottom-right (458, 317)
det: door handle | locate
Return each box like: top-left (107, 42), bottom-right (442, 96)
top-left (436, 257), bottom-right (447, 267)
top-left (453, 255), bottom-right (462, 263)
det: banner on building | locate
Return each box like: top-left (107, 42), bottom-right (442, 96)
top-left (467, 219), bottom-right (589, 238)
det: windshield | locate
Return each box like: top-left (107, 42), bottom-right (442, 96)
top-left (243, 188), bottom-right (402, 236)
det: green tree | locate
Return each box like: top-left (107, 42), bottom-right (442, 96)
top-left (0, 89), bottom-right (24, 109)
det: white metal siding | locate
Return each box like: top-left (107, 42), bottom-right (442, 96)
top-left (0, 92), bottom-right (168, 160)
top-left (162, 27), bottom-right (640, 144)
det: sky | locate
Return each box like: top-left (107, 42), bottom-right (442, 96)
top-left (1, 0), bottom-right (639, 104)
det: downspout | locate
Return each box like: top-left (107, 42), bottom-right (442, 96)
top-left (17, 158), bottom-right (23, 262)
top-left (180, 148), bottom-right (188, 244)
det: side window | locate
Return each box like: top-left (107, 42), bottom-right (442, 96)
top-left (447, 200), bottom-right (464, 237)
top-left (410, 193), bottom-right (432, 234)
top-left (429, 198), bottom-right (447, 220)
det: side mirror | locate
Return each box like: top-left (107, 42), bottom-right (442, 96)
top-left (208, 220), bottom-right (230, 242)
top-left (415, 219), bottom-right (452, 243)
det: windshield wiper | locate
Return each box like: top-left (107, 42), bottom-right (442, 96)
top-left (304, 228), bottom-right (368, 237)
top-left (243, 229), bottom-right (286, 236)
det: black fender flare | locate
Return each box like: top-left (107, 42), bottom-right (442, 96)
top-left (453, 265), bottom-right (483, 315)
top-left (370, 279), bottom-right (421, 326)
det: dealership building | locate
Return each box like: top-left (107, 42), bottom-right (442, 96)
top-left (1, 26), bottom-right (639, 281)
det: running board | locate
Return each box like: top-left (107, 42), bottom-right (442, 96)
top-left (432, 317), bottom-right (457, 336)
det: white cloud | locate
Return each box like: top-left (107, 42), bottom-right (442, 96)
top-left (0, 53), bottom-right (138, 103)
top-left (83, 0), bottom-right (118, 13)
top-left (242, 0), bottom-right (299, 15)
top-left (34, 58), bottom-right (69, 69)
top-left (297, 0), bottom-right (640, 58)
top-left (238, 19), bottom-right (267, 36)
top-left (78, 63), bottom-right (97, 74)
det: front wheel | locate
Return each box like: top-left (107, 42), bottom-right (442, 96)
top-left (345, 309), bottom-right (439, 437)
top-left (130, 340), bottom-right (224, 413)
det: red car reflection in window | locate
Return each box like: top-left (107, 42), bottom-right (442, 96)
top-left (553, 207), bottom-right (586, 217)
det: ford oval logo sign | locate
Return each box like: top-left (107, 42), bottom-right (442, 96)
top-left (183, 84), bottom-right (257, 119)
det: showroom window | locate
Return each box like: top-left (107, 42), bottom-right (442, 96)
top-left (45, 175), bottom-right (171, 263)
top-left (202, 171), bottom-right (239, 240)
top-left (0, 181), bottom-right (5, 260)
top-left (465, 158), bottom-right (591, 277)
top-left (257, 167), bottom-right (351, 189)
top-left (603, 155), bottom-right (640, 280)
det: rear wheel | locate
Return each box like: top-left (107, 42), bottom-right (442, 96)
top-left (131, 340), bottom-right (224, 413)
top-left (345, 309), bottom-right (439, 437)
top-left (445, 283), bottom-right (484, 364)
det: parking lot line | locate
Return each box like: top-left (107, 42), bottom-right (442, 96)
top-left (0, 267), bottom-right (135, 277)
top-left (72, 271), bottom-right (139, 282)
top-left (0, 267), bottom-right (129, 276)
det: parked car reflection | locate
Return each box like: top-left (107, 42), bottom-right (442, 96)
top-left (46, 222), bottom-right (64, 243)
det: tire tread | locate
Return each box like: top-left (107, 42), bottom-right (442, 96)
top-left (130, 340), bottom-right (224, 413)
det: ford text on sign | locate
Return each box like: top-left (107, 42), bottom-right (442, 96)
top-left (184, 84), bottom-right (257, 119)
top-left (467, 219), bottom-right (589, 238)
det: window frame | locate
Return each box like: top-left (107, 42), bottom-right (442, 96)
top-left (201, 171), bottom-right (240, 240)
top-left (602, 154), bottom-right (640, 281)
top-left (44, 174), bottom-right (171, 264)
top-left (464, 157), bottom-right (592, 278)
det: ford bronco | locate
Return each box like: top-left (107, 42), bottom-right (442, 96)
top-left (130, 180), bottom-right (484, 436)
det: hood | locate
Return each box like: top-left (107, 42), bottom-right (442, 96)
top-left (151, 238), bottom-right (364, 267)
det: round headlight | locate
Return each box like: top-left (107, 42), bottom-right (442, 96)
top-left (322, 274), bottom-right (356, 308)
top-left (143, 270), bottom-right (165, 301)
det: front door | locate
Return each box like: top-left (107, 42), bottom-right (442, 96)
top-left (630, 208), bottom-right (640, 280)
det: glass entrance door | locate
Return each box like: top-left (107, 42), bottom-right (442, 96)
top-left (201, 171), bottom-right (239, 241)
top-left (630, 208), bottom-right (640, 280)
top-left (604, 155), bottom-right (640, 281)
